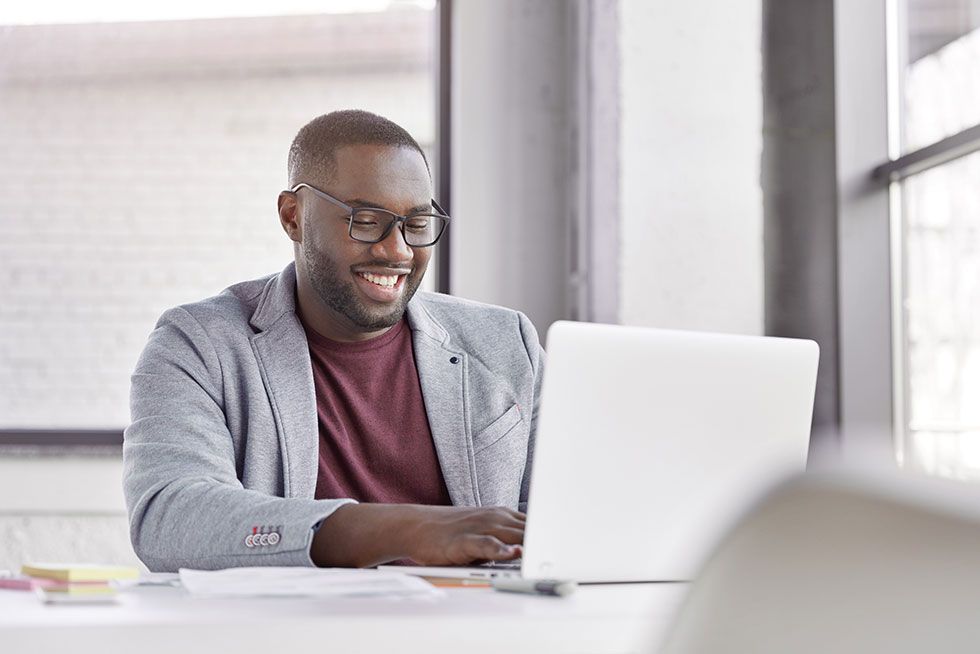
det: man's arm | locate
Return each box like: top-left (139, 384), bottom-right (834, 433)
top-left (124, 307), bottom-right (353, 572)
top-left (126, 307), bottom-right (527, 571)
top-left (310, 504), bottom-right (525, 568)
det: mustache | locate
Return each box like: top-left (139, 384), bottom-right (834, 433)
top-left (352, 262), bottom-right (414, 272)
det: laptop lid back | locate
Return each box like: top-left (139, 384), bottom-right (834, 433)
top-left (521, 321), bottom-right (819, 582)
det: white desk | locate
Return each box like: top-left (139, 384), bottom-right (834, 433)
top-left (0, 581), bottom-right (687, 654)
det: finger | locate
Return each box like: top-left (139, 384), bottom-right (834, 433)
top-left (464, 508), bottom-right (524, 532)
top-left (490, 515), bottom-right (525, 532)
top-left (484, 507), bottom-right (525, 523)
top-left (505, 511), bottom-right (527, 526)
top-left (464, 535), bottom-right (519, 563)
top-left (486, 525), bottom-right (524, 545)
top-left (492, 542), bottom-right (522, 561)
top-left (504, 508), bottom-right (527, 522)
top-left (487, 508), bottom-right (525, 528)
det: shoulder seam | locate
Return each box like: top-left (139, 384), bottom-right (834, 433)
top-left (170, 306), bottom-right (225, 395)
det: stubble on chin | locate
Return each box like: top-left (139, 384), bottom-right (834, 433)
top-left (304, 241), bottom-right (422, 332)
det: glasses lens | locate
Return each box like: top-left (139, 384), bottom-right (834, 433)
top-left (350, 209), bottom-right (446, 246)
top-left (350, 209), bottom-right (395, 242)
top-left (402, 214), bottom-right (446, 246)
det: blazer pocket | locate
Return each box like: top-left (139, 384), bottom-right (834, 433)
top-left (472, 404), bottom-right (522, 455)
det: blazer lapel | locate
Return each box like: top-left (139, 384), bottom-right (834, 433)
top-left (249, 264), bottom-right (319, 500)
top-left (246, 270), bottom-right (478, 506)
top-left (408, 301), bottom-right (479, 507)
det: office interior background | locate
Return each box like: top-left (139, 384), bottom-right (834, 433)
top-left (0, 0), bottom-right (978, 571)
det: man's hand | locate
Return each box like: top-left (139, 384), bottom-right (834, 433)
top-left (398, 505), bottom-right (525, 566)
top-left (310, 503), bottom-right (525, 568)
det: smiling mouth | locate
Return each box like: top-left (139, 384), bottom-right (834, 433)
top-left (357, 271), bottom-right (402, 288)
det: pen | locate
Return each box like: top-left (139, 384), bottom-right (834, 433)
top-left (491, 578), bottom-right (577, 597)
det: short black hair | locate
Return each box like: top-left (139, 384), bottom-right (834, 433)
top-left (287, 109), bottom-right (429, 186)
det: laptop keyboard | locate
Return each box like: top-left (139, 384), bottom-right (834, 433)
top-left (479, 559), bottom-right (522, 570)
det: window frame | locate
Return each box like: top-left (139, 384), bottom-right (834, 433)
top-left (835, 0), bottom-right (898, 459)
top-left (835, 0), bottom-right (980, 463)
top-left (0, 429), bottom-right (123, 453)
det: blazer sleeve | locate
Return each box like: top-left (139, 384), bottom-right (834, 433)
top-left (123, 307), bottom-right (353, 572)
top-left (517, 310), bottom-right (545, 513)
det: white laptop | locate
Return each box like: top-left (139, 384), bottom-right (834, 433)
top-left (385, 320), bottom-right (819, 583)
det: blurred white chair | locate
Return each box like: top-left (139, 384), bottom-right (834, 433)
top-left (658, 471), bottom-right (980, 654)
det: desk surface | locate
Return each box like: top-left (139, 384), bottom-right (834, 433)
top-left (0, 581), bottom-right (687, 654)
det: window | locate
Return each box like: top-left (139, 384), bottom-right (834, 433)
top-left (836, 0), bottom-right (980, 475)
top-left (0, 2), bottom-right (438, 445)
top-left (894, 0), bottom-right (980, 477)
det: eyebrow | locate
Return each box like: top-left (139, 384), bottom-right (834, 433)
top-left (346, 197), bottom-right (433, 214)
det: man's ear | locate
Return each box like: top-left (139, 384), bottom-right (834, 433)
top-left (278, 192), bottom-right (302, 244)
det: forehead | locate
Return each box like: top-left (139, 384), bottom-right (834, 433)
top-left (325, 144), bottom-right (431, 208)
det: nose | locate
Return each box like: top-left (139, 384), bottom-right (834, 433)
top-left (369, 221), bottom-right (414, 263)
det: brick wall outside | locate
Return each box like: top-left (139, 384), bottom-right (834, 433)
top-left (0, 12), bottom-right (435, 430)
top-left (0, 514), bottom-right (140, 573)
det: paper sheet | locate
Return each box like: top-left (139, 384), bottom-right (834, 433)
top-left (178, 567), bottom-right (443, 599)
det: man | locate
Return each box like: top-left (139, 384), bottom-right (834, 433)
top-left (124, 110), bottom-right (543, 572)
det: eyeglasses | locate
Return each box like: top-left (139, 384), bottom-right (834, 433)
top-left (288, 183), bottom-right (450, 247)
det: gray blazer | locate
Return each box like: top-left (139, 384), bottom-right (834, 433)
top-left (123, 263), bottom-right (544, 572)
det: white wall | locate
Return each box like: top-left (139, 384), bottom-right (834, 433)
top-left (0, 458), bottom-right (136, 571)
top-left (450, 0), bottom-right (573, 332)
top-left (450, 0), bottom-right (764, 337)
top-left (618, 0), bottom-right (763, 335)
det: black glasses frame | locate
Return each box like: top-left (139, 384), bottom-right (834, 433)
top-left (288, 182), bottom-right (451, 247)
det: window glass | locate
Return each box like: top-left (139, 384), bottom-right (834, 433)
top-left (902, 0), bottom-right (980, 152)
top-left (0, 2), bottom-right (436, 430)
top-left (900, 0), bottom-right (980, 477)
top-left (902, 150), bottom-right (980, 478)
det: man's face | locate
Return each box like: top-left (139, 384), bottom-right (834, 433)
top-left (296, 144), bottom-right (433, 337)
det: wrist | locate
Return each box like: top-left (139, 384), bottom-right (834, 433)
top-left (390, 504), bottom-right (426, 560)
top-left (311, 503), bottom-right (421, 568)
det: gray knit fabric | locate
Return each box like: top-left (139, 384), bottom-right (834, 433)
top-left (124, 263), bottom-right (543, 572)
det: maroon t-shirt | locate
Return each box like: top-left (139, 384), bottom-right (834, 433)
top-left (302, 316), bottom-right (452, 505)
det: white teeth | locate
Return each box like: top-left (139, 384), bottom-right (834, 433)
top-left (359, 272), bottom-right (398, 288)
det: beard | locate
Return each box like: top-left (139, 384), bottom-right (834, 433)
top-left (303, 238), bottom-right (423, 332)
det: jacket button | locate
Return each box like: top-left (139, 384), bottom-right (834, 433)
top-left (450, 356), bottom-right (459, 364)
